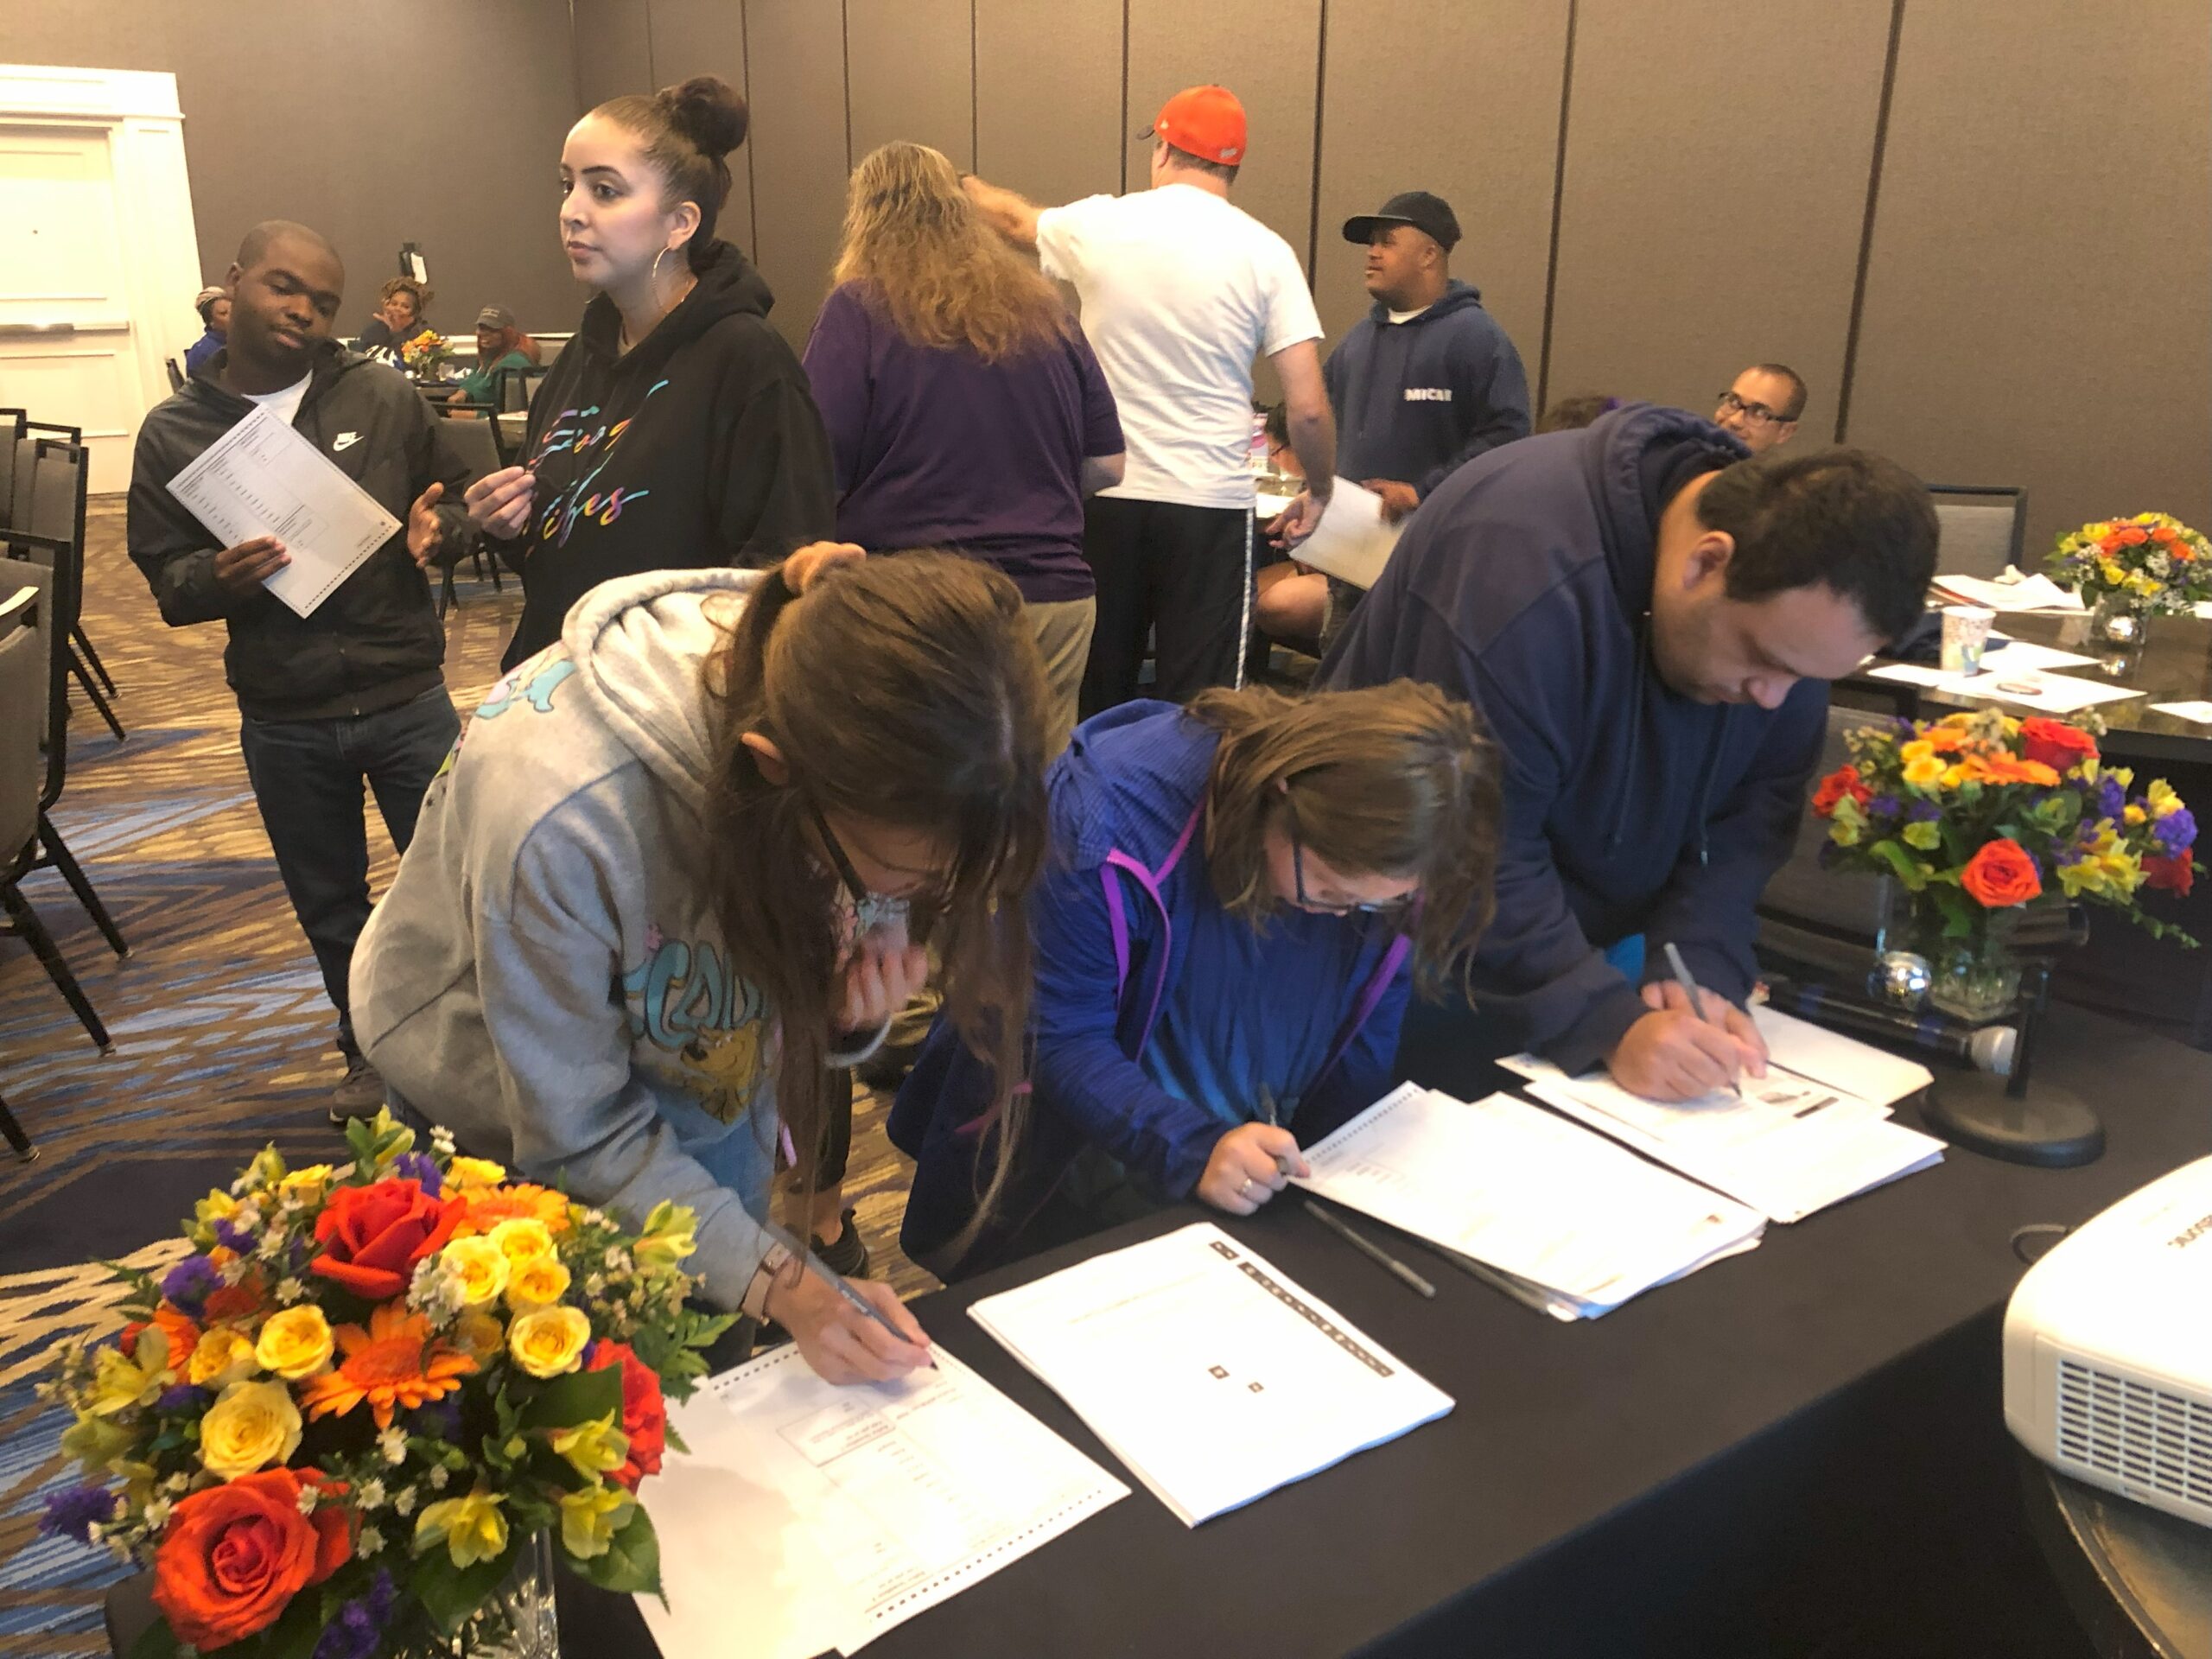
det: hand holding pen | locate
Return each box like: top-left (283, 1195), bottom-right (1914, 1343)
top-left (1196, 1088), bottom-right (1309, 1217)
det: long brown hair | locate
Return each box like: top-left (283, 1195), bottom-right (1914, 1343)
top-left (1187, 683), bottom-right (1501, 1000)
top-left (832, 142), bottom-right (1071, 361)
top-left (704, 552), bottom-right (1050, 1234)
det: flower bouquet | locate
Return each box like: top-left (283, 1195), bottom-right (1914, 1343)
top-left (397, 331), bottom-right (454, 380)
top-left (1811, 710), bottom-right (2199, 1018)
top-left (2046, 512), bottom-right (2212, 644)
top-left (38, 1111), bottom-right (730, 1658)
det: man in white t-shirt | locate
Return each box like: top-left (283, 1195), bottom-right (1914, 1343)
top-left (967, 85), bottom-right (1337, 713)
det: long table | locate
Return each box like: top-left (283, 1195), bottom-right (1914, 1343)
top-left (536, 999), bottom-right (2210, 1657)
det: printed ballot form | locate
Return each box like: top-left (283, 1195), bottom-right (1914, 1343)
top-left (969, 1223), bottom-right (1452, 1526)
top-left (645, 1346), bottom-right (1126, 1658)
top-left (1296, 1085), bottom-right (1767, 1319)
top-left (1289, 479), bottom-right (1402, 589)
top-left (165, 403), bottom-right (400, 618)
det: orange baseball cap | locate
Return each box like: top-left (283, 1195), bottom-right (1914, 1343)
top-left (1141, 85), bottom-right (1247, 166)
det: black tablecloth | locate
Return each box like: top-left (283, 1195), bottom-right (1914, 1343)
top-left (557, 1001), bottom-right (2211, 1657)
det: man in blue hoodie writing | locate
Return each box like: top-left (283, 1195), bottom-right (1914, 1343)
top-left (1320, 406), bottom-right (1937, 1101)
top-left (1327, 191), bottom-right (1530, 524)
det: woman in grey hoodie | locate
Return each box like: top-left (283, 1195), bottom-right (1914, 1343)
top-left (352, 546), bottom-right (1050, 1383)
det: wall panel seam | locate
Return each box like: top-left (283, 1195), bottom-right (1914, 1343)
top-left (1834, 0), bottom-right (1907, 444)
top-left (1535, 0), bottom-right (1579, 414)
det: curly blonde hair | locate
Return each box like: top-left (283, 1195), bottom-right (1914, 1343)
top-left (832, 142), bottom-right (1070, 362)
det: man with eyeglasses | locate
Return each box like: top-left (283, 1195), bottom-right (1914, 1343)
top-left (1713, 364), bottom-right (1807, 454)
top-left (1321, 403), bottom-right (1937, 1103)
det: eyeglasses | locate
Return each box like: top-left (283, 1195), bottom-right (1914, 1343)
top-left (807, 799), bottom-right (871, 905)
top-left (1716, 390), bottom-right (1795, 426)
top-left (1289, 820), bottom-right (1417, 918)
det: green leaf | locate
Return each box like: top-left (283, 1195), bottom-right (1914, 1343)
top-left (1871, 839), bottom-right (1926, 891)
top-left (572, 1506), bottom-right (663, 1600)
top-left (517, 1364), bottom-right (621, 1432)
top-left (125, 1618), bottom-right (183, 1659)
top-left (256, 1588), bottom-right (329, 1659)
top-left (415, 1537), bottom-right (523, 1634)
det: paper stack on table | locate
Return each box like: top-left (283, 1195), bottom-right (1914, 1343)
top-left (1294, 1086), bottom-right (1768, 1321)
top-left (1500, 1008), bottom-right (1945, 1226)
top-left (969, 1223), bottom-right (1452, 1525)
top-left (644, 1346), bottom-right (1127, 1658)
top-left (1931, 570), bottom-right (2086, 613)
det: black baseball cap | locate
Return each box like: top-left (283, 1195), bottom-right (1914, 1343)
top-left (1342, 191), bottom-right (1459, 252)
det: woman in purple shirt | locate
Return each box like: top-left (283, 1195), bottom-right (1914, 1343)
top-left (804, 141), bottom-right (1125, 755)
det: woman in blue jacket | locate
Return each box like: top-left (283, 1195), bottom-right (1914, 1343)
top-left (893, 681), bottom-right (1500, 1274)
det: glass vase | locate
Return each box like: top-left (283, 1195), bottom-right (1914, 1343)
top-left (2088, 590), bottom-right (2153, 651)
top-left (405, 1531), bottom-right (561, 1658)
top-left (1872, 880), bottom-right (2024, 1024)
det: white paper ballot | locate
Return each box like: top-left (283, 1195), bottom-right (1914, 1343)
top-left (2152, 701), bottom-right (2212, 724)
top-left (969, 1223), bottom-right (1452, 1526)
top-left (165, 404), bottom-right (401, 618)
top-left (1294, 1086), bottom-right (1766, 1319)
top-left (1931, 570), bottom-right (2085, 613)
top-left (1288, 479), bottom-right (1402, 589)
top-left (643, 1346), bottom-right (1126, 1658)
top-left (1981, 637), bottom-right (2102, 672)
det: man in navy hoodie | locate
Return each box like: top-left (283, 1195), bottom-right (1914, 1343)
top-left (1320, 404), bottom-right (1937, 1101)
top-left (1326, 191), bottom-right (1529, 524)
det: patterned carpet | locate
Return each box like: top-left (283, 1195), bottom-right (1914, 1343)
top-left (0, 503), bottom-right (927, 1654)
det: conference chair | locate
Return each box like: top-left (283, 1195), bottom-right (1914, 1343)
top-left (5, 437), bottom-right (123, 741)
top-left (0, 584), bottom-right (113, 1054)
top-left (429, 413), bottom-right (505, 616)
top-left (0, 410), bottom-right (22, 526)
top-left (164, 357), bottom-right (185, 391)
top-left (1929, 486), bottom-right (2029, 582)
top-left (487, 364), bottom-right (550, 467)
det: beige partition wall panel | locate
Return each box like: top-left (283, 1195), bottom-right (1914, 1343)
top-left (1126, 0), bottom-right (1324, 270)
top-left (1848, 0), bottom-right (2212, 558)
top-left (974, 0), bottom-right (1122, 212)
top-left (648, 0), bottom-right (757, 258)
top-left (1543, 0), bottom-right (1890, 435)
top-left (574, 0), bottom-right (656, 111)
top-left (848, 0), bottom-right (974, 170)
top-left (743, 0), bottom-right (852, 350)
top-left (1313, 0), bottom-right (1568, 377)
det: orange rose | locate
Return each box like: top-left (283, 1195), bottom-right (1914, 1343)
top-left (1961, 838), bottom-right (2043, 908)
top-left (2020, 718), bottom-right (2097, 775)
top-left (588, 1339), bottom-right (668, 1491)
top-left (150, 1468), bottom-right (349, 1650)
top-left (2145, 854), bottom-right (2195, 897)
top-left (1921, 727), bottom-right (1966, 753)
top-left (312, 1180), bottom-right (461, 1301)
top-left (2120, 527), bottom-right (2148, 545)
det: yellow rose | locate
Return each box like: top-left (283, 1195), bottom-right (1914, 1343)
top-left (504, 1255), bottom-right (573, 1313)
top-left (487, 1217), bottom-right (555, 1264)
top-left (441, 1236), bottom-right (512, 1309)
top-left (558, 1484), bottom-right (636, 1560)
top-left (1902, 754), bottom-right (1947, 790)
top-left (550, 1411), bottom-right (629, 1481)
top-left (199, 1380), bottom-right (302, 1481)
top-left (414, 1488), bottom-right (509, 1569)
top-left (507, 1306), bottom-right (591, 1380)
top-left (254, 1306), bottom-right (334, 1381)
top-left (447, 1156), bottom-right (508, 1191)
top-left (1899, 740), bottom-right (1934, 764)
top-left (453, 1310), bottom-right (506, 1363)
top-left (188, 1325), bottom-right (260, 1389)
top-left (276, 1164), bottom-right (334, 1206)
top-left (89, 1326), bottom-right (174, 1416)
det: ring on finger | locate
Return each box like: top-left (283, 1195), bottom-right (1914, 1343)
top-left (1237, 1176), bottom-right (1254, 1198)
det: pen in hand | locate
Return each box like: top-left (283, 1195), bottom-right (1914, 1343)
top-left (1662, 941), bottom-right (1745, 1100)
top-left (759, 1219), bottom-right (938, 1371)
top-left (1258, 1087), bottom-right (1298, 1177)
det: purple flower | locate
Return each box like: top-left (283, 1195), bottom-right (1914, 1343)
top-left (410, 1395), bottom-right (462, 1442)
top-left (159, 1255), bottom-right (222, 1313)
top-left (1869, 795), bottom-right (1902, 821)
top-left (1906, 799), bottom-right (1941, 823)
top-left (391, 1152), bottom-right (442, 1198)
top-left (37, 1484), bottom-right (117, 1544)
top-left (2156, 808), bottom-right (2198, 855)
top-left (314, 1570), bottom-right (399, 1659)
top-left (156, 1383), bottom-right (207, 1414)
top-left (2096, 777), bottom-right (2127, 822)
top-left (213, 1217), bottom-right (257, 1254)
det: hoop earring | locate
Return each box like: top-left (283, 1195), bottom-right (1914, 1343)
top-left (651, 245), bottom-right (670, 300)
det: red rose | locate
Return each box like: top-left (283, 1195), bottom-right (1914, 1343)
top-left (311, 1179), bottom-right (461, 1300)
top-left (2019, 717), bottom-right (2098, 776)
top-left (1812, 765), bottom-right (1871, 818)
top-left (588, 1339), bottom-right (667, 1491)
top-left (1961, 838), bottom-right (2044, 908)
top-left (2145, 854), bottom-right (2196, 897)
top-left (151, 1468), bottom-right (349, 1650)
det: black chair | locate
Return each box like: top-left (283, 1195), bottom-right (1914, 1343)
top-left (0, 584), bottom-right (111, 1053)
top-left (164, 357), bottom-right (185, 391)
top-left (3, 437), bottom-right (123, 740)
top-left (1929, 485), bottom-right (2030, 582)
top-left (429, 414), bottom-right (505, 617)
top-left (0, 409), bottom-right (23, 527)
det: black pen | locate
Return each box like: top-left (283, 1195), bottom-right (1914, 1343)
top-left (1258, 1087), bottom-right (1298, 1177)
top-left (1303, 1200), bottom-right (1436, 1298)
top-left (1662, 942), bottom-right (1745, 1100)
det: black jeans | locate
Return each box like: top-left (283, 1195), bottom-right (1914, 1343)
top-left (238, 686), bottom-right (461, 1062)
top-left (1080, 495), bottom-right (1252, 716)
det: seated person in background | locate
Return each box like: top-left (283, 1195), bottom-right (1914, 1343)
top-left (1321, 404), bottom-right (1937, 1102)
top-left (1713, 363), bottom-right (1805, 454)
top-left (446, 305), bottom-right (537, 410)
top-left (183, 286), bottom-right (229, 376)
top-left (1536, 392), bottom-right (1618, 434)
top-left (353, 548), bottom-right (1052, 1383)
top-left (1252, 403), bottom-right (1329, 646)
top-left (891, 681), bottom-right (1500, 1278)
top-left (1324, 190), bottom-right (1530, 525)
top-left (356, 276), bottom-right (435, 361)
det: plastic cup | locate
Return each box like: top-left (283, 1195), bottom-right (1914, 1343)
top-left (1941, 605), bottom-right (1996, 675)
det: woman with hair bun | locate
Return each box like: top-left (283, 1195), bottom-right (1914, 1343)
top-left (467, 75), bottom-right (836, 671)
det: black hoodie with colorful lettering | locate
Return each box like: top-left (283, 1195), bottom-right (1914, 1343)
top-left (495, 239), bottom-right (836, 670)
